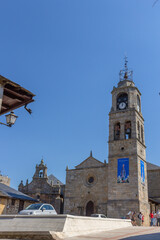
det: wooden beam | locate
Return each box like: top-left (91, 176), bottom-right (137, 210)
top-left (4, 88), bottom-right (30, 101)
top-left (0, 99), bottom-right (34, 116)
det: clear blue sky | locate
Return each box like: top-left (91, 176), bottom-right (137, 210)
top-left (0, 0), bottom-right (159, 189)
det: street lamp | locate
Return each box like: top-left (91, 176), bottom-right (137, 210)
top-left (0, 111), bottom-right (18, 127)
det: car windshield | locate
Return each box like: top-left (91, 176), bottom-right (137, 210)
top-left (26, 204), bottom-right (43, 210)
top-left (101, 215), bottom-right (107, 218)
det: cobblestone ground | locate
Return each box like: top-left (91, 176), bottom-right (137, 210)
top-left (65, 227), bottom-right (160, 240)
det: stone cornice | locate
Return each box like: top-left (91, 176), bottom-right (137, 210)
top-left (109, 108), bottom-right (144, 121)
top-left (111, 85), bottom-right (141, 96)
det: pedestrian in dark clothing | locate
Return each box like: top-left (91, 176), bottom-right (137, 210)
top-left (157, 210), bottom-right (160, 226)
top-left (131, 211), bottom-right (137, 226)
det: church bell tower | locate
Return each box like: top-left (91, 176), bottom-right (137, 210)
top-left (107, 58), bottom-right (149, 225)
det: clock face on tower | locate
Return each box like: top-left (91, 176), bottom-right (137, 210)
top-left (119, 102), bottom-right (126, 110)
top-left (117, 93), bottom-right (128, 110)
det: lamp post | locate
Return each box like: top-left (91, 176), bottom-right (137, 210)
top-left (0, 111), bottom-right (18, 127)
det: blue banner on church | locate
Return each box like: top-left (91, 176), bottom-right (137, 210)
top-left (117, 158), bottom-right (129, 183)
top-left (140, 160), bottom-right (145, 184)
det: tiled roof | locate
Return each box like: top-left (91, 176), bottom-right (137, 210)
top-left (0, 183), bottom-right (37, 202)
top-left (149, 198), bottom-right (160, 204)
top-left (48, 174), bottom-right (63, 185)
top-left (147, 162), bottom-right (160, 171)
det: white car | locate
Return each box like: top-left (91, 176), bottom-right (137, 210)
top-left (19, 203), bottom-right (57, 215)
top-left (91, 214), bottom-right (107, 218)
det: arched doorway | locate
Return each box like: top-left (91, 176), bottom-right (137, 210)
top-left (86, 201), bottom-right (94, 216)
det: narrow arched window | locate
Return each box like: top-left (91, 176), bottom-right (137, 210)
top-left (141, 125), bottom-right (144, 143)
top-left (114, 122), bottom-right (120, 140)
top-left (137, 121), bottom-right (140, 140)
top-left (125, 121), bottom-right (131, 139)
top-left (137, 95), bottom-right (141, 112)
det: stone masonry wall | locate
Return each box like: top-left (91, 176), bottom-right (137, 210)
top-left (0, 198), bottom-right (34, 215)
top-left (148, 169), bottom-right (160, 199)
top-left (64, 164), bottom-right (108, 216)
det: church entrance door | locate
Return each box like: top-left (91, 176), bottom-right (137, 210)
top-left (86, 201), bottom-right (94, 216)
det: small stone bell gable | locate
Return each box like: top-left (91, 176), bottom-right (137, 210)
top-left (18, 159), bottom-right (64, 214)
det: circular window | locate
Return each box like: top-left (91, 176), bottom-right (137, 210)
top-left (84, 173), bottom-right (97, 187)
top-left (88, 176), bottom-right (94, 184)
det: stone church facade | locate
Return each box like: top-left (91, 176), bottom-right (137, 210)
top-left (64, 61), bottom-right (151, 225)
top-left (64, 151), bottom-right (108, 216)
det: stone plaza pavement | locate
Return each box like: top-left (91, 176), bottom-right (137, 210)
top-left (64, 227), bottom-right (160, 240)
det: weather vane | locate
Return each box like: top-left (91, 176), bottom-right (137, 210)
top-left (124, 56), bottom-right (128, 72)
top-left (119, 56), bottom-right (133, 82)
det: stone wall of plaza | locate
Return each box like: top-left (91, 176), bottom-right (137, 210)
top-left (64, 154), bottom-right (108, 216)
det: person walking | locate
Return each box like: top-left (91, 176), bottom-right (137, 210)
top-left (131, 211), bottom-right (137, 226)
top-left (157, 210), bottom-right (160, 226)
top-left (142, 213), bottom-right (144, 226)
top-left (153, 211), bottom-right (157, 226)
top-left (150, 211), bottom-right (154, 226)
top-left (138, 212), bottom-right (142, 226)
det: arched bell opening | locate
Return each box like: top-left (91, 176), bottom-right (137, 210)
top-left (114, 122), bottom-right (121, 140)
top-left (39, 170), bottom-right (44, 178)
top-left (125, 121), bottom-right (131, 139)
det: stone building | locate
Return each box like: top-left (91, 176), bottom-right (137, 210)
top-left (107, 61), bottom-right (150, 224)
top-left (147, 163), bottom-right (160, 211)
top-left (64, 154), bottom-right (159, 221)
top-left (18, 159), bottom-right (64, 214)
top-left (64, 61), bottom-right (150, 225)
top-left (0, 182), bottom-right (36, 214)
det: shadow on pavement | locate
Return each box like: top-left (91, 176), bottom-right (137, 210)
top-left (121, 232), bottom-right (160, 240)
